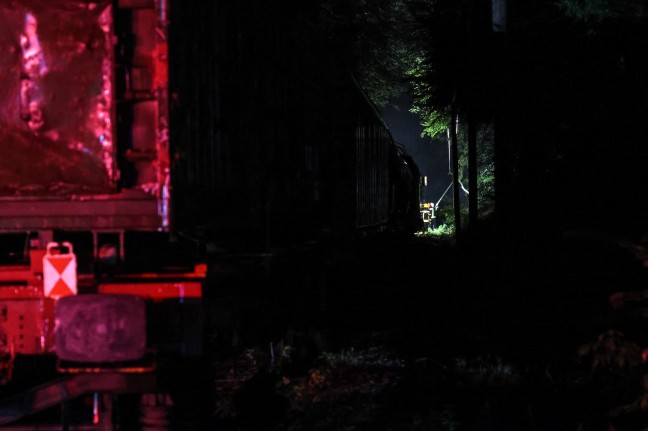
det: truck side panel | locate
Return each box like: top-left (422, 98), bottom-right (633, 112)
top-left (0, 1), bottom-right (115, 197)
top-left (0, 1), bottom-right (170, 232)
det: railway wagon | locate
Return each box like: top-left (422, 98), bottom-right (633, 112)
top-left (168, 0), bottom-right (422, 248)
top-left (0, 0), bottom-right (420, 428)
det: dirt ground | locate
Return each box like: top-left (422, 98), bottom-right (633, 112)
top-left (173, 227), bottom-right (648, 430)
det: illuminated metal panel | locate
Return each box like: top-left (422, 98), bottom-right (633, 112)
top-left (0, 1), bottom-right (171, 231)
top-left (0, 298), bottom-right (55, 355)
top-left (0, 1), bottom-right (115, 197)
top-left (98, 281), bottom-right (202, 301)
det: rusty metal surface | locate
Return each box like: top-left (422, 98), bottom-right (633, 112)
top-left (0, 194), bottom-right (161, 231)
top-left (55, 294), bottom-right (146, 363)
top-left (0, 1), bottom-right (114, 197)
top-left (0, 298), bottom-right (55, 355)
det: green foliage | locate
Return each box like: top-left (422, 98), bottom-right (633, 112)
top-left (321, 347), bottom-right (405, 369)
top-left (317, 0), bottom-right (425, 107)
top-left (557, 0), bottom-right (610, 21)
top-left (452, 355), bottom-right (519, 386)
top-left (415, 223), bottom-right (455, 242)
top-left (556, 0), bottom-right (647, 21)
top-left (475, 125), bottom-right (496, 208)
top-left (409, 103), bottom-right (450, 139)
top-left (436, 205), bottom-right (456, 227)
top-left (428, 223), bottom-right (454, 237)
top-left (447, 122), bottom-right (496, 215)
top-left (315, 0), bottom-right (498, 228)
top-left (407, 57), bottom-right (450, 138)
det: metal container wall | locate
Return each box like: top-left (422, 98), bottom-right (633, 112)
top-left (168, 0), bottom-right (320, 247)
top-left (0, 1), bottom-right (170, 232)
top-left (355, 108), bottom-right (392, 228)
top-left (167, 0), bottom-right (413, 246)
top-left (0, 1), bottom-right (115, 197)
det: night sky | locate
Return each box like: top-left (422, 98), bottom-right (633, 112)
top-left (380, 96), bottom-right (450, 207)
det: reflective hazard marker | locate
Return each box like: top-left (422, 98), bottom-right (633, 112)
top-left (43, 242), bottom-right (77, 299)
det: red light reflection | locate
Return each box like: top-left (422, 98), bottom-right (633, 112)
top-left (0, 1), bottom-right (115, 196)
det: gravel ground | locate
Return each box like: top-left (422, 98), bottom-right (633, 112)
top-left (176, 228), bottom-right (648, 430)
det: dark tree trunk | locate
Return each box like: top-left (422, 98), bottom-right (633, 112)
top-left (468, 117), bottom-right (478, 229)
top-left (493, 32), bottom-right (511, 227)
top-left (450, 111), bottom-right (461, 235)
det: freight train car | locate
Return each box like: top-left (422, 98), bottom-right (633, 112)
top-left (0, 0), bottom-right (420, 428)
top-left (168, 0), bottom-right (422, 249)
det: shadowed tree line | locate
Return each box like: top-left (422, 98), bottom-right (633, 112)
top-left (308, 0), bottom-right (648, 240)
top-left (169, 0), bottom-right (648, 241)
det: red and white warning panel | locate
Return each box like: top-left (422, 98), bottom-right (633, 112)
top-left (42, 242), bottom-right (77, 299)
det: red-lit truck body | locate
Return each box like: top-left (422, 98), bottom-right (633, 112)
top-left (0, 7), bottom-right (204, 426)
top-left (0, 0), bottom-right (170, 233)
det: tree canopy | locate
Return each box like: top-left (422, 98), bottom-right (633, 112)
top-left (314, 0), bottom-right (424, 106)
top-left (557, 0), bottom-right (648, 21)
top-left (307, 0), bottom-right (648, 234)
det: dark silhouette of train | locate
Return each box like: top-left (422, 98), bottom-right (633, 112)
top-left (168, 1), bottom-right (422, 251)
